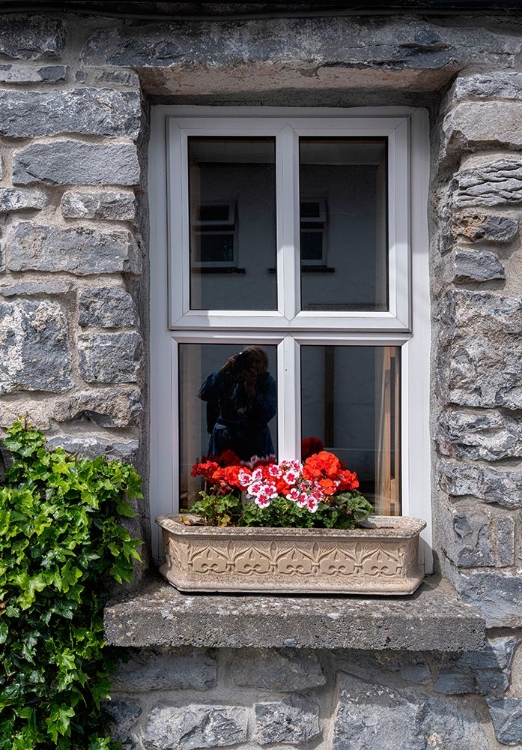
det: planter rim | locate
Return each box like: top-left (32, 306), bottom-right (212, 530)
top-left (156, 513), bottom-right (427, 539)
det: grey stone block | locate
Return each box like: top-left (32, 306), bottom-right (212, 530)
top-left (0, 299), bottom-right (71, 394)
top-left (452, 509), bottom-right (495, 568)
top-left (454, 571), bottom-right (522, 627)
top-left (0, 188), bottom-right (48, 213)
top-left (451, 214), bottom-right (518, 244)
top-left (0, 63), bottom-right (66, 82)
top-left (454, 249), bottom-right (505, 282)
top-left (78, 332), bottom-right (142, 384)
top-left (254, 694), bottom-right (321, 745)
top-left (0, 89), bottom-right (141, 139)
top-left (449, 72), bottom-right (522, 102)
top-left (444, 102), bottom-right (522, 154)
top-left (439, 460), bottom-right (522, 509)
top-left (113, 647), bottom-right (217, 692)
top-left (13, 141), bottom-right (140, 186)
top-left (104, 699), bottom-right (142, 744)
top-left (53, 388), bottom-right (142, 428)
top-left (0, 16), bottom-right (65, 60)
top-left (7, 223), bottom-right (139, 276)
top-left (433, 670), bottom-right (476, 695)
top-left (399, 664), bottom-right (431, 684)
top-left (455, 158), bottom-right (522, 207)
top-left (487, 698), bottom-right (522, 744)
top-left (332, 672), bottom-right (488, 750)
top-left (46, 435), bottom-right (138, 461)
top-left (78, 288), bottom-right (138, 328)
top-left (61, 190), bottom-right (135, 221)
top-left (0, 281), bottom-right (72, 297)
top-left (141, 704), bottom-right (248, 750)
top-left (230, 647), bottom-right (326, 691)
top-left (459, 637), bottom-right (516, 672)
top-left (438, 410), bottom-right (522, 462)
top-left (438, 290), bottom-right (522, 410)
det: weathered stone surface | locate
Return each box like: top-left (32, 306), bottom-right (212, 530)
top-left (433, 670), bottom-right (476, 695)
top-left (459, 637), bottom-right (516, 696)
top-left (0, 400), bottom-right (51, 430)
top-left (7, 223), bottom-right (139, 276)
top-left (451, 213), bottom-right (519, 244)
top-left (399, 664), bottom-right (431, 684)
top-left (455, 158), bottom-right (522, 207)
top-left (0, 188), bottom-right (48, 213)
top-left (438, 291), bottom-right (522, 410)
top-left (141, 704), bottom-right (248, 750)
top-left (61, 190), bottom-right (135, 221)
top-left (46, 435), bottom-right (138, 461)
top-left (76, 68), bottom-right (140, 88)
top-left (0, 63), bottom-right (66, 82)
top-left (13, 141), bottom-right (140, 186)
top-left (487, 698), bottom-right (522, 744)
top-left (449, 71), bottom-right (522, 103)
top-left (453, 249), bottom-right (505, 282)
top-left (0, 89), bottom-right (140, 139)
top-left (452, 571), bottom-right (522, 627)
top-left (78, 288), bottom-right (138, 328)
top-left (442, 460), bottom-right (504, 502)
top-left (104, 699), bottom-right (142, 744)
top-left (53, 388), bottom-right (141, 428)
top-left (230, 648), bottom-right (326, 691)
top-left (253, 695), bottom-right (321, 745)
top-left (113, 647), bottom-right (216, 692)
top-left (104, 576), bottom-right (486, 652)
top-left (444, 101), bottom-right (522, 154)
top-left (452, 509), bottom-right (495, 568)
top-left (78, 332), bottom-right (142, 383)
top-left (332, 672), bottom-right (489, 750)
top-left (438, 410), bottom-right (522, 461)
top-left (0, 16), bottom-right (65, 60)
top-left (0, 299), bottom-right (71, 394)
top-left (0, 281), bottom-right (72, 297)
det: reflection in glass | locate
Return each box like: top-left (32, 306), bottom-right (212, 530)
top-left (188, 137), bottom-right (277, 310)
top-left (299, 138), bottom-right (388, 312)
top-left (301, 346), bottom-right (400, 515)
top-left (179, 343), bottom-right (277, 508)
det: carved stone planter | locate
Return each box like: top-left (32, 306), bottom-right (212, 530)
top-left (156, 515), bottom-right (427, 595)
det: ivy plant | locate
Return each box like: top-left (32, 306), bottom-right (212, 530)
top-left (0, 420), bottom-right (143, 749)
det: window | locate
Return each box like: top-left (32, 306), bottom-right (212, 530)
top-left (149, 106), bottom-right (431, 570)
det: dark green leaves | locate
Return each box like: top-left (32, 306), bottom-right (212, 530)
top-left (0, 420), bottom-right (142, 749)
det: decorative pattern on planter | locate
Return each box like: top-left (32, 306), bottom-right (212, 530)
top-left (156, 515), bottom-right (426, 595)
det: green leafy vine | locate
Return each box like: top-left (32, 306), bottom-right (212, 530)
top-left (0, 421), bottom-right (143, 749)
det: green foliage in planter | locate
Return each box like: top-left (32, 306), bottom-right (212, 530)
top-left (0, 421), bottom-right (143, 749)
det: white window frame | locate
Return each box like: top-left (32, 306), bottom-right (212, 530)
top-left (149, 106), bottom-right (432, 572)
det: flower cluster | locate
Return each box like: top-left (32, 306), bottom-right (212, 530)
top-left (191, 450), bottom-right (360, 514)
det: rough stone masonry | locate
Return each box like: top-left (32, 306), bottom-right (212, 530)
top-left (2, 4), bottom-right (522, 748)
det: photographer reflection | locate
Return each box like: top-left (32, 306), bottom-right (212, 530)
top-left (198, 346), bottom-right (276, 462)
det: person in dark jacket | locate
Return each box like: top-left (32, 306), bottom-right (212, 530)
top-left (198, 346), bottom-right (276, 462)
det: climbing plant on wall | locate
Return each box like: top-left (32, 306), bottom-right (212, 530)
top-left (0, 420), bottom-right (142, 749)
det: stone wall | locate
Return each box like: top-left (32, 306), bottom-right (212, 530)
top-left (2, 6), bottom-right (522, 748)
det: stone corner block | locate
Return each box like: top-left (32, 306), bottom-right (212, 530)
top-left (13, 141), bottom-right (140, 187)
top-left (0, 16), bottom-right (65, 60)
top-left (78, 287), bottom-right (139, 328)
top-left (454, 158), bottom-right (522, 208)
top-left (46, 435), bottom-right (138, 462)
top-left (452, 570), bottom-right (522, 628)
top-left (112, 647), bottom-right (217, 693)
top-left (53, 388), bottom-right (142, 429)
top-left (443, 101), bottom-right (522, 158)
top-left (487, 698), bottom-right (522, 745)
top-left (61, 190), bottom-right (135, 221)
top-left (78, 331), bottom-right (143, 384)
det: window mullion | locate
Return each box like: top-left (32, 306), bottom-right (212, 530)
top-left (277, 126), bottom-right (300, 321)
top-left (278, 336), bottom-right (301, 460)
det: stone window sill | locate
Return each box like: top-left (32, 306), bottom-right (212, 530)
top-left (104, 574), bottom-right (486, 652)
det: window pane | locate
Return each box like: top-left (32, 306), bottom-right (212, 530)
top-left (179, 343), bottom-right (278, 508)
top-left (299, 138), bottom-right (388, 312)
top-left (188, 137), bottom-right (277, 310)
top-left (301, 345), bottom-right (400, 515)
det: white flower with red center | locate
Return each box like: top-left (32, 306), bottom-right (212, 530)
top-left (255, 492), bottom-right (271, 508)
top-left (247, 480), bottom-right (264, 496)
top-left (268, 464), bottom-right (282, 478)
top-left (265, 482), bottom-right (278, 499)
top-left (296, 492), bottom-right (309, 508)
top-left (286, 487), bottom-right (301, 502)
top-left (306, 496), bottom-right (319, 513)
top-left (283, 469), bottom-right (299, 485)
top-left (238, 470), bottom-right (252, 488)
top-left (251, 467), bottom-right (264, 482)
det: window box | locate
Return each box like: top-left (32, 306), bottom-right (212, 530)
top-left (156, 514), bottom-right (426, 595)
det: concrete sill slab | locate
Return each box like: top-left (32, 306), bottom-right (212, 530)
top-left (104, 573), bottom-right (486, 652)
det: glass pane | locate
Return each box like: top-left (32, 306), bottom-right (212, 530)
top-left (179, 343), bottom-right (278, 508)
top-left (188, 137), bottom-right (277, 310)
top-left (299, 138), bottom-right (388, 312)
top-left (301, 345), bottom-right (401, 515)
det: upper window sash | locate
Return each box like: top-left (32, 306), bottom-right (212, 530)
top-left (167, 111), bottom-right (411, 332)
